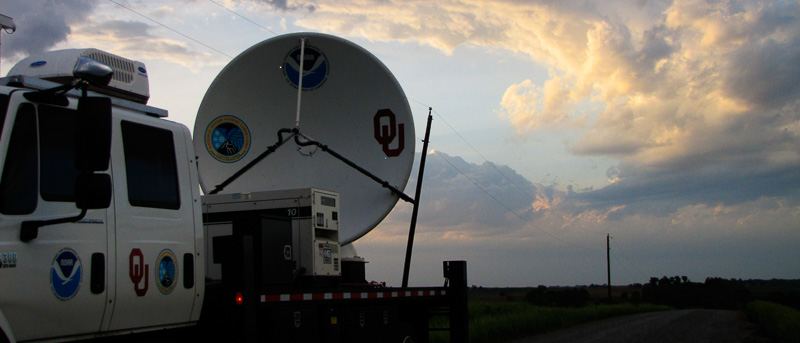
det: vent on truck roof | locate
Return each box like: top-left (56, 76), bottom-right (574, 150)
top-left (81, 49), bottom-right (136, 84)
top-left (7, 48), bottom-right (151, 104)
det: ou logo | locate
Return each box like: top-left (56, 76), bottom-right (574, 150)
top-left (373, 109), bottom-right (405, 157)
top-left (129, 248), bottom-right (149, 296)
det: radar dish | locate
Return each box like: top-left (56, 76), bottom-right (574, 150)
top-left (194, 33), bottom-right (415, 244)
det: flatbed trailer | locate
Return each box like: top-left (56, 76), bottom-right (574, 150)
top-left (199, 189), bottom-right (467, 342)
top-left (200, 262), bottom-right (468, 342)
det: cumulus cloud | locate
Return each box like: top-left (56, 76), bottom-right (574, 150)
top-left (280, 0), bottom-right (800, 216)
top-left (0, 0), bottom-right (99, 59)
top-left (0, 0), bottom-right (218, 70)
top-left (249, 0), bottom-right (316, 13)
top-left (500, 76), bottom-right (586, 134)
top-left (362, 151), bottom-right (800, 285)
top-left (69, 19), bottom-right (206, 68)
top-left (376, 151), bottom-right (565, 239)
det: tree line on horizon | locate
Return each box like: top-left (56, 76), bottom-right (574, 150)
top-left (642, 276), bottom-right (800, 310)
top-left (514, 277), bottom-right (800, 310)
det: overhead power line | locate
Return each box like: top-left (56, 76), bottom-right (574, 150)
top-left (207, 0), bottom-right (280, 36)
top-left (106, 0), bottom-right (234, 59)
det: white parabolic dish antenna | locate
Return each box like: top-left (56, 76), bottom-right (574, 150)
top-left (194, 32), bottom-right (415, 244)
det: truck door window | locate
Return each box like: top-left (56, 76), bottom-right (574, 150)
top-left (121, 120), bottom-right (180, 209)
top-left (39, 105), bottom-right (78, 202)
top-left (0, 103), bottom-right (38, 214)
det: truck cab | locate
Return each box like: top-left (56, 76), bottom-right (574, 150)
top-left (0, 49), bottom-right (204, 342)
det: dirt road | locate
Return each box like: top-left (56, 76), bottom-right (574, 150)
top-left (506, 309), bottom-right (760, 343)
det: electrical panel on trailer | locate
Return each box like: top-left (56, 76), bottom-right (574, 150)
top-left (202, 188), bottom-right (340, 287)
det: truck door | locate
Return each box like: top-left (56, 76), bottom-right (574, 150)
top-left (0, 94), bottom-right (110, 341)
top-left (108, 115), bottom-right (199, 330)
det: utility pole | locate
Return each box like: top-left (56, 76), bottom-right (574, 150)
top-left (607, 233), bottom-right (612, 302)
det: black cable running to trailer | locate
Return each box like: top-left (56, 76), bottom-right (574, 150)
top-left (293, 133), bottom-right (415, 204)
top-left (209, 128), bottom-right (414, 204)
top-left (209, 129), bottom-right (297, 194)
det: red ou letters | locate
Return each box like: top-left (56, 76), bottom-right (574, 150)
top-left (129, 248), bottom-right (149, 296)
top-left (373, 109), bottom-right (405, 157)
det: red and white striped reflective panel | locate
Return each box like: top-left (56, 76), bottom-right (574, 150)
top-left (260, 289), bottom-right (447, 303)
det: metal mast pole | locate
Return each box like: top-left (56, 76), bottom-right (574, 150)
top-left (295, 38), bottom-right (306, 128)
top-left (402, 108), bottom-right (433, 288)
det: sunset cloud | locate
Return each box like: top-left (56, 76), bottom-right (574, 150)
top-left (364, 151), bottom-right (800, 285)
top-left (283, 0), bottom-right (800, 213)
top-left (69, 19), bottom-right (212, 69)
top-left (0, 0), bottom-right (99, 59)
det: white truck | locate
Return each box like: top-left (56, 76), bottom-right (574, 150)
top-left (0, 35), bottom-right (467, 343)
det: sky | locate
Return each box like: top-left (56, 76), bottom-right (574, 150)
top-left (1, 0), bottom-right (799, 288)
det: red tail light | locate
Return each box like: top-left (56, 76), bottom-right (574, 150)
top-left (235, 291), bottom-right (243, 306)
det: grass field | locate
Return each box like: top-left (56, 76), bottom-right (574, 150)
top-left (430, 283), bottom-right (800, 343)
top-left (746, 300), bottom-right (800, 342)
top-left (430, 300), bottom-right (671, 343)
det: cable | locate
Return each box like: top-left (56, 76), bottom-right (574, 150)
top-left (207, 0), bottom-right (280, 36)
top-left (106, 0), bottom-right (234, 59)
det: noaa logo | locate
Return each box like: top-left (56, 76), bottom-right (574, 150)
top-left (51, 248), bottom-right (82, 301)
top-left (156, 249), bottom-right (178, 295)
top-left (284, 45), bottom-right (329, 90)
top-left (205, 115), bottom-right (251, 163)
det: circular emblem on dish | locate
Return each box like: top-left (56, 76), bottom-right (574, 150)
top-left (205, 115), bottom-right (251, 163)
top-left (51, 248), bottom-right (82, 301)
top-left (284, 45), bottom-right (329, 90)
top-left (156, 249), bottom-right (178, 294)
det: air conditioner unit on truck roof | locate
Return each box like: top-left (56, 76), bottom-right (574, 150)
top-left (7, 48), bottom-right (150, 104)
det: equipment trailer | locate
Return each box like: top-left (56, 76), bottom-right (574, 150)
top-left (0, 34), bottom-right (468, 343)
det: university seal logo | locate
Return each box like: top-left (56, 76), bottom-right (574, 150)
top-left (156, 249), bottom-right (178, 295)
top-left (205, 115), bottom-right (251, 163)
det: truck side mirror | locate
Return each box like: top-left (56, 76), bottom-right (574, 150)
top-left (75, 173), bottom-right (112, 209)
top-left (75, 96), bottom-right (113, 210)
top-left (76, 96), bottom-right (112, 172)
top-left (20, 172), bottom-right (112, 242)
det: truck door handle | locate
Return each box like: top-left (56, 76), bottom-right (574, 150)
top-left (91, 252), bottom-right (105, 294)
top-left (184, 253), bottom-right (194, 289)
